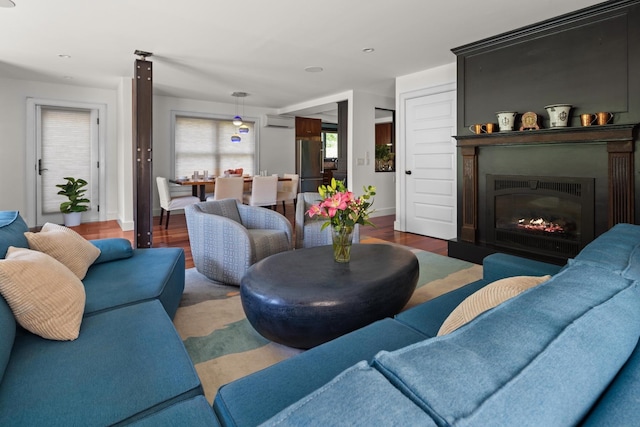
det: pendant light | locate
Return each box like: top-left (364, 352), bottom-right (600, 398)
top-left (230, 91), bottom-right (249, 142)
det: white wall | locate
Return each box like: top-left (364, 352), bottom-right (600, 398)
top-left (0, 77), bottom-right (119, 227)
top-left (349, 91), bottom-right (396, 217)
top-left (394, 62), bottom-right (457, 231)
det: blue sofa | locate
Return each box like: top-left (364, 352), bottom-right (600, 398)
top-left (213, 223), bottom-right (640, 426)
top-left (0, 211), bottom-right (220, 426)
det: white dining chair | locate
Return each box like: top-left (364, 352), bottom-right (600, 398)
top-left (206, 177), bottom-right (244, 203)
top-left (276, 173), bottom-right (299, 215)
top-left (243, 175), bottom-right (278, 208)
top-left (156, 177), bottom-right (200, 229)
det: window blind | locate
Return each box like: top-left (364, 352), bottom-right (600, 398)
top-left (41, 107), bottom-right (92, 214)
top-left (175, 116), bottom-right (255, 178)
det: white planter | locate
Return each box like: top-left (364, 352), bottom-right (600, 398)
top-left (63, 212), bottom-right (82, 227)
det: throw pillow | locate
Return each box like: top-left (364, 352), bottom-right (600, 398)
top-left (0, 247), bottom-right (85, 341)
top-left (25, 222), bottom-right (100, 280)
top-left (437, 275), bottom-right (551, 336)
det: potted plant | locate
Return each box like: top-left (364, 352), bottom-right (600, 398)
top-left (56, 177), bottom-right (90, 226)
top-left (375, 144), bottom-right (395, 171)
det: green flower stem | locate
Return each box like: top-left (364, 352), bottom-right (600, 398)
top-left (332, 225), bottom-right (354, 263)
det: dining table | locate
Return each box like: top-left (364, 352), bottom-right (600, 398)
top-left (171, 176), bottom-right (291, 201)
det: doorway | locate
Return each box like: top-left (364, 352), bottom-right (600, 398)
top-left (27, 99), bottom-right (103, 226)
top-left (402, 85), bottom-right (457, 240)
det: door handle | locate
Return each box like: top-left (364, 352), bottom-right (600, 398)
top-left (405, 170), bottom-right (412, 175)
top-left (38, 159), bottom-right (48, 175)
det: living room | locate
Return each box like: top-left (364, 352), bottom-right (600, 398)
top-left (2, 0), bottom-right (640, 426)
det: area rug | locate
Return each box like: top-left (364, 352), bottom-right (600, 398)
top-left (172, 242), bottom-right (482, 403)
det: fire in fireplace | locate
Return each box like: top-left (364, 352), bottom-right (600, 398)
top-left (487, 175), bottom-right (594, 259)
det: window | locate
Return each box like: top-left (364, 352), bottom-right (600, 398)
top-left (173, 114), bottom-right (256, 177)
top-left (322, 130), bottom-right (338, 159)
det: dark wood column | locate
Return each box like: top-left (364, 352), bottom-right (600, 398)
top-left (608, 140), bottom-right (634, 226)
top-left (133, 56), bottom-right (153, 248)
top-left (460, 146), bottom-right (478, 243)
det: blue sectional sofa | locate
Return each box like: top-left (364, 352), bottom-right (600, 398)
top-left (213, 223), bottom-right (640, 426)
top-left (0, 211), bottom-right (219, 426)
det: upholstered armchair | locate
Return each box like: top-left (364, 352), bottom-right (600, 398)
top-left (295, 192), bottom-right (360, 249)
top-left (185, 199), bottom-right (293, 286)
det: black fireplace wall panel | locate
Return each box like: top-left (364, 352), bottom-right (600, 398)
top-left (453, 0), bottom-right (640, 245)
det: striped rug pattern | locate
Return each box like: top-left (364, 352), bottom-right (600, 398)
top-left (172, 240), bottom-right (482, 403)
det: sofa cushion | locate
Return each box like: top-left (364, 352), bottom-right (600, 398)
top-left (82, 247), bottom-right (185, 318)
top-left (373, 265), bottom-right (640, 426)
top-left (91, 237), bottom-right (134, 264)
top-left (25, 222), bottom-right (100, 279)
top-left (214, 318), bottom-right (429, 427)
top-left (261, 361), bottom-right (437, 427)
top-left (0, 211), bottom-right (28, 259)
top-left (481, 252), bottom-right (562, 283)
top-left (568, 223), bottom-right (640, 276)
top-left (437, 275), bottom-right (550, 336)
top-left (0, 296), bottom-right (15, 387)
top-left (127, 395), bottom-right (221, 427)
top-left (395, 278), bottom-right (490, 338)
top-left (0, 300), bottom-right (202, 426)
top-left (0, 247), bottom-right (85, 341)
top-left (581, 340), bottom-right (640, 426)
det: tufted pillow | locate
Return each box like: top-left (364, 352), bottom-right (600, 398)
top-left (437, 275), bottom-right (551, 336)
top-left (25, 222), bottom-right (100, 280)
top-left (0, 247), bottom-right (85, 340)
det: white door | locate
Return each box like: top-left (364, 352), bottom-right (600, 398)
top-left (404, 89), bottom-right (457, 240)
top-left (35, 105), bottom-right (100, 225)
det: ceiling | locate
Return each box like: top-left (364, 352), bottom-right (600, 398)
top-left (0, 0), bottom-right (603, 111)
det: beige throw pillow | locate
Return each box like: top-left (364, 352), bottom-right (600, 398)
top-left (0, 247), bottom-right (85, 341)
top-left (25, 222), bottom-right (100, 280)
top-left (437, 275), bottom-right (551, 336)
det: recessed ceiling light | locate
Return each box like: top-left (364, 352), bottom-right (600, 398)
top-left (362, 48), bottom-right (375, 53)
top-left (0, 0), bottom-right (16, 8)
top-left (304, 66), bottom-right (323, 73)
top-left (58, 54), bottom-right (71, 59)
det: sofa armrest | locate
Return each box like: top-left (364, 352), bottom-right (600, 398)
top-left (90, 238), bottom-right (133, 264)
top-left (238, 204), bottom-right (293, 250)
top-left (482, 253), bottom-right (563, 283)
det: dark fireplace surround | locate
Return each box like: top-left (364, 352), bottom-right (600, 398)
top-left (448, 1), bottom-right (640, 264)
top-left (450, 125), bottom-right (637, 264)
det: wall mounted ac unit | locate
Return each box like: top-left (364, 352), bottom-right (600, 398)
top-left (262, 114), bottom-right (295, 128)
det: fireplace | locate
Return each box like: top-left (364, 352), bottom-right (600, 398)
top-left (487, 175), bottom-right (595, 258)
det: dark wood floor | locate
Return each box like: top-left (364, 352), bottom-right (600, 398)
top-left (73, 202), bottom-right (448, 269)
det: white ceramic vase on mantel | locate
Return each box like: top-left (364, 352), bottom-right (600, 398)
top-left (545, 104), bottom-right (572, 128)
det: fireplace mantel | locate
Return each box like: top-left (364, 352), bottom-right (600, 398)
top-left (456, 124), bottom-right (637, 147)
top-left (454, 124), bottom-right (638, 244)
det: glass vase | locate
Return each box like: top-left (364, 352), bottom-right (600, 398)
top-left (331, 225), bottom-right (354, 263)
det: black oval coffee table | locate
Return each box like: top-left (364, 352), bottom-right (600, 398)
top-left (240, 244), bottom-right (419, 349)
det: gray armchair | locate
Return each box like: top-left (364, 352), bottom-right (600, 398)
top-left (185, 199), bottom-right (293, 286)
top-left (295, 192), bottom-right (360, 249)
